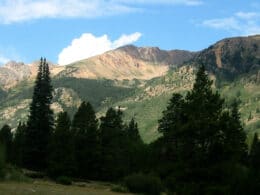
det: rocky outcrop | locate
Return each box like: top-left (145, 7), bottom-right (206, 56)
top-left (193, 35), bottom-right (260, 76)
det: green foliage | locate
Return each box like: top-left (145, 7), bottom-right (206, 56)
top-left (53, 77), bottom-right (135, 109)
top-left (56, 176), bottom-right (72, 185)
top-left (124, 173), bottom-right (163, 195)
top-left (48, 112), bottom-right (75, 178)
top-left (0, 124), bottom-right (13, 163)
top-left (126, 118), bottom-right (142, 143)
top-left (24, 58), bottom-right (54, 170)
top-left (110, 185), bottom-right (128, 193)
top-left (3, 165), bottom-right (30, 182)
top-left (13, 122), bottom-right (26, 167)
top-left (0, 143), bottom-right (6, 179)
top-left (157, 65), bottom-right (248, 193)
top-left (99, 108), bottom-right (128, 180)
top-left (72, 101), bottom-right (100, 179)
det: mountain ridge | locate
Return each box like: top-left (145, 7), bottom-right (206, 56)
top-left (0, 35), bottom-right (259, 142)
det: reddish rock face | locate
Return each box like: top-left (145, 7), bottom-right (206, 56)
top-left (193, 35), bottom-right (260, 75)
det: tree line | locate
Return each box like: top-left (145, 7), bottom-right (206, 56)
top-left (0, 58), bottom-right (260, 194)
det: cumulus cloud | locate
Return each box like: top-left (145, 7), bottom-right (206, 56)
top-left (58, 32), bottom-right (142, 65)
top-left (202, 11), bottom-right (260, 35)
top-left (0, 0), bottom-right (203, 24)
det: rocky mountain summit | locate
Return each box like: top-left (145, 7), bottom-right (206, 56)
top-left (193, 35), bottom-right (260, 77)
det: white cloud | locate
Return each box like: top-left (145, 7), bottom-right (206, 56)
top-left (0, 0), bottom-right (136, 24)
top-left (112, 0), bottom-right (203, 6)
top-left (202, 17), bottom-right (240, 31)
top-left (58, 32), bottom-right (142, 65)
top-left (235, 12), bottom-right (259, 19)
top-left (202, 11), bottom-right (260, 36)
top-left (0, 0), bottom-right (203, 24)
top-left (113, 32), bottom-right (142, 48)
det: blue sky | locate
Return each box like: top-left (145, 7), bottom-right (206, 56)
top-left (0, 0), bottom-right (259, 65)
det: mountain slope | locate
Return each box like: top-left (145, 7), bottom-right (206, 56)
top-left (193, 35), bottom-right (260, 79)
top-left (56, 45), bottom-right (194, 80)
top-left (0, 61), bottom-right (65, 89)
top-left (0, 35), bottom-right (259, 143)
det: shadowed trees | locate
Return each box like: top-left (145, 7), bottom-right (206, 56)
top-left (24, 58), bottom-right (54, 170)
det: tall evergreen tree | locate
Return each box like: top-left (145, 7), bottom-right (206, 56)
top-left (249, 133), bottom-right (260, 171)
top-left (0, 125), bottom-right (13, 163)
top-left (221, 100), bottom-right (247, 161)
top-left (126, 118), bottom-right (142, 143)
top-left (126, 118), bottom-right (144, 173)
top-left (157, 65), bottom-right (247, 193)
top-left (72, 101), bottom-right (100, 179)
top-left (48, 112), bottom-right (75, 177)
top-left (99, 108), bottom-right (128, 180)
top-left (13, 122), bottom-right (26, 166)
top-left (24, 58), bottom-right (53, 170)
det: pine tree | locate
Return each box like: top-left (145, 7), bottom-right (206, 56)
top-left (99, 108), bottom-right (128, 180)
top-left (72, 101), bottom-right (100, 179)
top-left (126, 118), bottom-right (144, 173)
top-left (223, 100), bottom-right (247, 161)
top-left (24, 58), bottom-right (54, 170)
top-left (157, 65), bottom-right (247, 192)
top-left (0, 125), bottom-right (12, 163)
top-left (249, 133), bottom-right (260, 171)
top-left (127, 118), bottom-right (142, 143)
top-left (13, 122), bottom-right (26, 166)
top-left (158, 93), bottom-right (185, 160)
top-left (48, 112), bottom-right (75, 178)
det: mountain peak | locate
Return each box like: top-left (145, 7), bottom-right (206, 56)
top-left (116, 45), bottom-right (194, 65)
top-left (193, 34), bottom-right (260, 76)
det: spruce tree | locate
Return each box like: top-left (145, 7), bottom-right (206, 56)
top-left (0, 125), bottom-right (13, 163)
top-left (24, 58), bottom-right (53, 170)
top-left (48, 112), bottom-right (75, 177)
top-left (72, 101), bottom-right (100, 179)
top-left (249, 133), bottom-right (260, 171)
top-left (157, 65), bottom-right (247, 193)
top-left (126, 118), bottom-right (144, 173)
top-left (126, 118), bottom-right (142, 143)
top-left (222, 100), bottom-right (247, 161)
top-left (13, 122), bottom-right (26, 166)
top-left (99, 108), bottom-right (128, 180)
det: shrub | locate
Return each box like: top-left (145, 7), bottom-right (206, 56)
top-left (4, 165), bottom-right (30, 182)
top-left (56, 176), bottom-right (72, 185)
top-left (111, 185), bottom-right (128, 193)
top-left (124, 173), bottom-right (163, 195)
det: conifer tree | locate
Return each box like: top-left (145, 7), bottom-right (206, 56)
top-left (24, 58), bottom-right (53, 170)
top-left (0, 125), bottom-right (13, 163)
top-left (126, 118), bottom-right (144, 173)
top-left (127, 118), bottom-right (142, 143)
top-left (13, 122), bottom-right (26, 166)
top-left (157, 65), bottom-right (247, 193)
top-left (72, 101), bottom-right (100, 179)
top-left (48, 112), bottom-right (75, 177)
top-left (99, 108), bottom-right (128, 180)
top-left (249, 133), bottom-right (260, 171)
top-left (222, 100), bottom-right (247, 161)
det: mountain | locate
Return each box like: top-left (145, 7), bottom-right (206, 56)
top-left (193, 35), bottom-right (260, 79)
top-left (56, 45), bottom-right (194, 80)
top-left (0, 35), bottom-right (259, 143)
top-left (0, 46), bottom-right (194, 89)
top-left (0, 61), bottom-right (65, 89)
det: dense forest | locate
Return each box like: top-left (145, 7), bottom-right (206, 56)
top-left (0, 58), bottom-right (260, 194)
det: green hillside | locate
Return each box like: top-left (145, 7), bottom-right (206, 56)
top-left (0, 65), bottom-right (259, 143)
